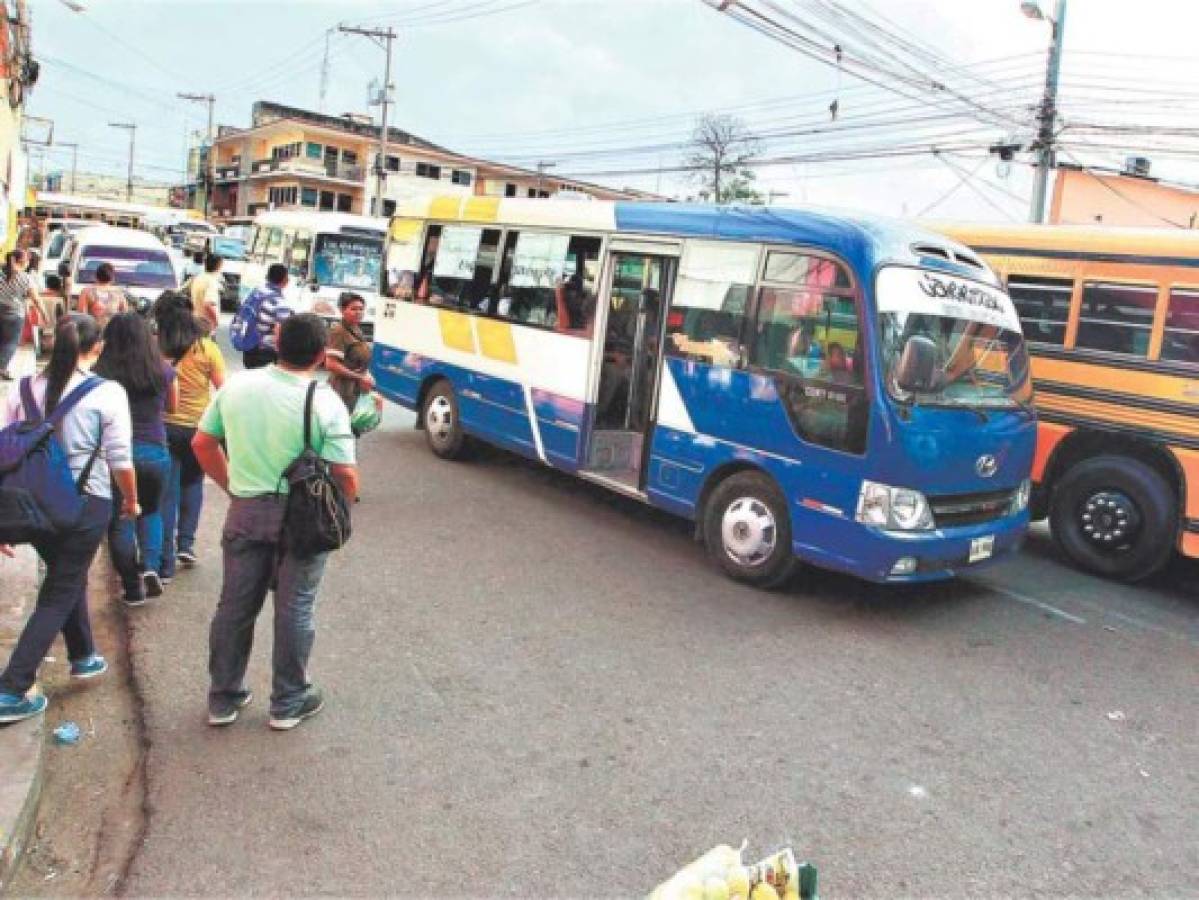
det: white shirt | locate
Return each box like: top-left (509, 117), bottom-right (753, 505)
top-left (2, 370), bottom-right (133, 499)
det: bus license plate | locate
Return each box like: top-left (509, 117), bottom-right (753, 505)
top-left (969, 535), bottom-right (995, 563)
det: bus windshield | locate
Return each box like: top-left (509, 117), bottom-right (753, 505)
top-left (313, 233), bottom-right (383, 290)
top-left (211, 237), bottom-right (246, 260)
top-left (77, 246), bottom-right (176, 289)
top-left (876, 266), bottom-right (1031, 408)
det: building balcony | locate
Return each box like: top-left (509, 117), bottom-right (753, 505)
top-left (213, 165), bottom-right (241, 182)
top-left (248, 157), bottom-right (364, 184)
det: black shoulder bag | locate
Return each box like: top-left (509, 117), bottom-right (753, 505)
top-left (281, 381), bottom-right (352, 557)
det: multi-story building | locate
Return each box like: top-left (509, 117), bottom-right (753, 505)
top-left (206, 101), bottom-right (651, 223)
top-left (0, 0), bottom-right (34, 252)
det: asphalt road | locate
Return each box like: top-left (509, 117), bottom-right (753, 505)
top-left (121, 341), bottom-right (1198, 897)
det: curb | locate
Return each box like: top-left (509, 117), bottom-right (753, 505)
top-left (0, 345), bottom-right (45, 891)
top-left (0, 714), bottom-right (45, 893)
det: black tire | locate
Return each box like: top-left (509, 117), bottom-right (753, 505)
top-left (421, 380), bottom-right (468, 460)
top-left (702, 471), bottom-right (798, 588)
top-left (1049, 455), bottom-right (1176, 582)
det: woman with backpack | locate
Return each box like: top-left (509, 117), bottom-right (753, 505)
top-left (93, 313), bottom-right (177, 604)
top-left (156, 292), bottom-right (224, 576)
top-left (0, 314), bottom-right (138, 723)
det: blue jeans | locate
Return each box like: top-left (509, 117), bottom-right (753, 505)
top-left (0, 495), bottom-right (111, 696)
top-left (162, 424), bottom-right (204, 578)
top-left (208, 496), bottom-right (329, 718)
top-left (108, 441), bottom-right (170, 599)
top-left (0, 312), bottom-right (22, 372)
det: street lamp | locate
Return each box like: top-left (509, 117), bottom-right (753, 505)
top-left (1019, 1), bottom-right (1045, 20)
top-left (108, 122), bottom-right (136, 202)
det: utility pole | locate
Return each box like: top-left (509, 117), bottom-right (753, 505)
top-left (178, 92), bottom-right (216, 216)
top-left (1025, 0), bottom-right (1067, 223)
top-left (319, 29), bottom-right (332, 112)
top-left (56, 142), bottom-right (79, 193)
top-left (108, 122), bottom-right (136, 202)
top-left (339, 24), bottom-right (396, 216)
top-left (536, 160), bottom-right (556, 196)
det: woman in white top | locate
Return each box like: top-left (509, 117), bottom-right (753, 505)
top-left (0, 314), bottom-right (138, 723)
top-left (0, 249), bottom-right (45, 380)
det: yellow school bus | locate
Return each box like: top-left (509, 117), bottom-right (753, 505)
top-left (932, 222), bottom-right (1199, 581)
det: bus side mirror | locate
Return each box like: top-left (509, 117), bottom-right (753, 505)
top-left (895, 335), bottom-right (938, 394)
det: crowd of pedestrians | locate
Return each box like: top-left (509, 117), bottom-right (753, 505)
top-left (0, 270), bottom-right (367, 731)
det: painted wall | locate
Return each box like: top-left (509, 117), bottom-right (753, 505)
top-left (1050, 167), bottom-right (1199, 229)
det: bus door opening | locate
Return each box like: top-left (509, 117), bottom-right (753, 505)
top-left (587, 253), bottom-right (675, 488)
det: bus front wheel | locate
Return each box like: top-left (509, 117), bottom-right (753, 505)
top-left (1049, 455), bottom-right (1176, 582)
top-left (703, 471), bottom-right (797, 588)
top-left (422, 381), bottom-right (468, 460)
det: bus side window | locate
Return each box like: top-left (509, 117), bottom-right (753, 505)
top-left (263, 228), bottom-right (285, 264)
top-left (423, 225), bottom-right (501, 310)
top-left (288, 229), bottom-right (312, 281)
top-left (749, 254), bottom-right (865, 454)
top-left (1075, 281), bottom-right (1156, 357)
top-left (1006, 275), bottom-right (1071, 346)
top-left (491, 231), bottom-right (599, 333)
top-left (665, 240), bottom-right (758, 368)
top-left (1161, 286), bottom-right (1199, 365)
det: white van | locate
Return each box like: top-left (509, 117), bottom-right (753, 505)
top-left (59, 226), bottom-right (180, 311)
top-left (38, 220), bottom-right (96, 289)
top-left (241, 211), bottom-right (387, 334)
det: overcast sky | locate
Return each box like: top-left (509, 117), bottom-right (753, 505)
top-left (24, 0), bottom-right (1199, 221)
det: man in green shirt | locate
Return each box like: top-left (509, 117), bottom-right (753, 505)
top-left (193, 314), bottom-right (358, 731)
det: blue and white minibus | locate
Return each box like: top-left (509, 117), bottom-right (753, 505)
top-left (373, 197), bottom-right (1036, 586)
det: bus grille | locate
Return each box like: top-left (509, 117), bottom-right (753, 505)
top-left (928, 489), bottom-right (1014, 528)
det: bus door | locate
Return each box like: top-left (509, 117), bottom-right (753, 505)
top-left (586, 252), bottom-right (677, 489)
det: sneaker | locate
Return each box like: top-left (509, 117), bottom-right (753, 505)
top-left (268, 688), bottom-right (324, 731)
top-left (142, 571), bottom-right (164, 598)
top-left (177, 549), bottom-right (198, 568)
top-left (0, 370), bottom-right (12, 382)
top-left (160, 575), bottom-right (173, 586)
top-left (70, 655), bottom-right (108, 680)
top-left (207, 691), bottom-right (254, 727)
top-left (0, 691), bottom-right (47, 723)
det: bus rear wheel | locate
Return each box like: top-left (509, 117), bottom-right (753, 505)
top-left (1049, 455), bottom-right (1176, 582)
top-left (703, 471), bottom-right (797, 588)
top-left (422, 381), bottom-right (468, 460)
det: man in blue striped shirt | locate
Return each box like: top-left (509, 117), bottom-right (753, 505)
top-left (242, 263), bottom-right (295, 370)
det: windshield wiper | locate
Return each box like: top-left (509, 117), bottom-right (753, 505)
top-left (914, 399), bottom-right (990, 423)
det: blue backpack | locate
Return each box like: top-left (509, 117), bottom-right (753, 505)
top-left (0, 377), bottom-right (103, 543)
top-left (229, 287), bottom-right (268, 352)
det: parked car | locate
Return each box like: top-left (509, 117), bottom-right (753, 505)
top-left (58, 226), bottom-right (180, 312)
top-left (38, 221), bottom-right (102, 289)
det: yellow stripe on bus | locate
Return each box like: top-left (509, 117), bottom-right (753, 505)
top-left (1032, 356), bottom-right (1199, 407)
top-left (461, 196), bottom-right (501, 224)
top-left (438, 309), bottom-right (476, 353)
top-left (475, 317), bottom-right (518, 364)
top-left (1036, 392), bottom-right (1199, 440)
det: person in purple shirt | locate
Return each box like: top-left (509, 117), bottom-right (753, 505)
top-left (94, 313), bottom-right (178, 604)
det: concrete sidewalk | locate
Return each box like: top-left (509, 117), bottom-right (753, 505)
top-left (0, 345), bottom-right (46, 892)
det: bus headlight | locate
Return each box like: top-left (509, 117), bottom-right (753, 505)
top-left (1010, 478), bottom-right (1031, 514)
top-left (856, 480), bottom-right (934, 531)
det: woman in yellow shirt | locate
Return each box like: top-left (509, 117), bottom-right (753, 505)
top-left (155, 293), bottom-right (225, 576)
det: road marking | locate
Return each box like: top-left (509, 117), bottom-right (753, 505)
top-left (1052, 594), bottom-right (1199, 647)
top-left (989, 586), bottom-right (1087, 624)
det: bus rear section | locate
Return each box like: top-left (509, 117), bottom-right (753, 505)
top-left (374, 198), bottom-right (1036, 587)
top-left (933, 222), bottom-right (1199, 581)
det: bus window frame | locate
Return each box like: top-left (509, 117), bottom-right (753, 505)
top-left (409, 219), bottom-right (610, 337)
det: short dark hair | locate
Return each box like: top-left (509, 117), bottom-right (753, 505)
top-left (266, 263), bottom-right (289, 286)
top-left (278, 313), bottom-right (328, 368)
top-left (338, 292), bottom-right (365, 310)
top-left (204, 253), bottom-right (222, 273)
top-left (95, 262), bottom-right (115, 284)
top-left (192, 251), bottom-right (204, 264)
